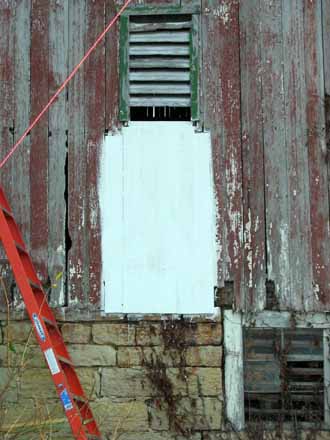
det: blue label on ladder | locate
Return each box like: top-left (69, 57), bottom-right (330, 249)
top-left (32, 313), bottom-right (46, 342)
top-left (60, 389), bottom-right (74, 411)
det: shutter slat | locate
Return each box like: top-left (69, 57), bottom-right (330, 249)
top-left (130, 83), bottom-right (190, 94)
top-left (130, 21), bottom-right (191, 32)
top-left (130, 31), bottom-right (190, 43)
top-left (130, 96), bottom-right (191, 107)
top-left (130, 71), bottom-right (190, 82)
top-left (130, 44), bottom-right (190, 56)
top-left (130, 57), bottom-right (190, 69)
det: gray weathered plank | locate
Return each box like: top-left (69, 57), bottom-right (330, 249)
top-left (48, 0), bottom-right (68, 306)
top-left (261, 0), bottom-right (290, 307)
top-left (240, 0), bottom-right (266, 310)
top-left (68, 0), bottom-right (88, 305)
top-left (30, 0), bottom-right (50, 285)
top-left (13, 0), bottom-right (31, 248)
top-left (202, 0), bottom-right (243, 304)
top-left (323, 0), bottom-right (330, 96)
top-left (12, 0), bottom-right (31, 306)
top-left (282, 0), bottom-right (313, 311)
top-left (105, 0), bottom-right (121, 130)
top-left (304, 0), bottom-right (330, 310)
top-left (0, 1), bottom-right (15, 309)
top-left (85, 0), bottom-right (105, 305)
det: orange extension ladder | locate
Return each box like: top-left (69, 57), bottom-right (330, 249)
top-left (0, 186), bottom-right (102, 440)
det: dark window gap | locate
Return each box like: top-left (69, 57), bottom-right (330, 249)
top-left (130, 106), bottom-right (190, 121)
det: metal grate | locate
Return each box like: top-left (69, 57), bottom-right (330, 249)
top-left (128, 14), bottom-right (192, 110)
top-left (244, 328), bottom-right (324, 424)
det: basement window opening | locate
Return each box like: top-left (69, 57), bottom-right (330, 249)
top-left (244, 328), bottom-right (324, 424)
top-left (224, 311), bottom-right (330, 431)
top-left (119, 13), bottom-right (199, 122)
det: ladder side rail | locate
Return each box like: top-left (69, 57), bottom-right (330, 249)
top-left (0, 209), bottom-right (95, 439)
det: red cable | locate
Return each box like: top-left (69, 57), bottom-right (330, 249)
top-left (0, 0), bottom-right (132, 170)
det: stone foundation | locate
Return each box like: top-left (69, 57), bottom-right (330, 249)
top-left (0, 317), bottom-right (223, 439)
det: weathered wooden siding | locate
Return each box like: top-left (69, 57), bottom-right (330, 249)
top-left (0, 0), bottom-right (329, 313)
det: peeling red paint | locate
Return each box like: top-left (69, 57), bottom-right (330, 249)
top-left (30, 0), bottom-right (50, 283)
top-left (305, 0), bottom-right (330, 306)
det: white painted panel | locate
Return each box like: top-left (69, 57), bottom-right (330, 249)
top-left (100, 122), bottom-right (217, 314)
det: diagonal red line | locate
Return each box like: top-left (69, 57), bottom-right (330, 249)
top-left (0, 0), bottom-right (132, 170)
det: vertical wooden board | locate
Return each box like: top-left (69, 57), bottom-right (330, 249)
top-left (85, 0), bottom-right (106, 305)
top-left (239, 0), bottom-right (266, 310)
top-left (202, 0), bottom-right (228, 288)
top-left (0, 1), bottom-right (15, 309)
top-left (105, 0), bottom-right (120, 130)
top-left (68, 0), bottom-right (88, 304)
top-left (48, 0), bottom-right (68, 306)
top-left (282, 0), bottom-right (313, 311)
top-left (323, 0), bottom-right (330, 95)
top-left (11, 0), bottom-right (31, 307)
top-left (215, 1), bottom-right (243, 306)
top-left (304, 0), bottom-right (330, 309)
top-left (261, 1), bottom-right (291, 307)
top-left (30, 0), bottom-right (49, 283)
top-left (202, 0), bottom-right (243, 304)
top-left (13, 0), bottom-right (31, 248)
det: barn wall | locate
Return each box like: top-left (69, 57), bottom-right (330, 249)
top-left (0, 0), bottom-right (329, 314)
top-left (1, 1), bottom-right (330, 438)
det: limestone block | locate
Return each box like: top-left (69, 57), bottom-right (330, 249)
top-left (148, 397), bottom-right (223, 431)
top-left (192, 368), bottom-right (223, 396)
top-left (117, 433), bottom-right (202, 440)
top-left (68, 344), bottom-right (116, 367)
top-left (136, 323), bottom-right (162, 346)
top-left (92, 323), bottom-right (135, 346)
top-left (91, 398), bottom-right (149, 433)
top-left (186, 346), bottom-right (222, 367)
top-left (61, 323), bottom-right (91, 344)
top-left (0, 344), bottom-right (47, 368)
top-left (76, 367), bottom-right (100, 399)
top-left (177, 397), bottom-right (223, 430)
top-left (0, 399), bottom-right (65, 434)
top-left (101, 367), bottom-right (153, 398)
top-left (3, 321), bottom-right (37, 344)
top-left (118, 347), bottom-right (144, 367)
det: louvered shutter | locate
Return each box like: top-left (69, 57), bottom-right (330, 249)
top-left (120, 13), bottom-right (199, 121)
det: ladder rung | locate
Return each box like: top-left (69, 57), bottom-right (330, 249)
top-left (72, 394), bottom-right (88, 403)
top-left (29, 279), bottom-right (43, 291)
top-left (83, 418), bottom-right (95, 426)
top-left (42, 316), bottom-right (58, 328)
top-left (0, 205), bottom-right (13, 218)
top-left (57, 355), bottom-right (74, 366)
top-left (15, 241), bottom-right (28, 255)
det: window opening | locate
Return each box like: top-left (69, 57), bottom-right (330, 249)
top-left (244, 328), bottom-right (324, 424)
top-left (130, 106), bottom-right (191, 121)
